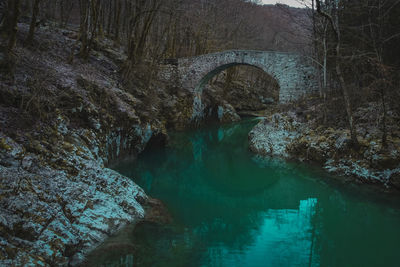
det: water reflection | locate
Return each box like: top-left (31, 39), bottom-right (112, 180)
top-left (201, 198), bottom-right (319, 267)
top-left (87, 119), bottom-right (400, 267)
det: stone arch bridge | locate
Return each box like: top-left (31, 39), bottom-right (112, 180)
top-left (161, 50), bottom-right (318, 103)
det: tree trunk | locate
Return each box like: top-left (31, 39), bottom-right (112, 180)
top-left (335, 44), bottom-right (358, 147)
top-left (59, 0), bottom-right (65, 27)
top-left (7, 0), bottom-right (21, 53)
top-left (88, 0), bottom-right (101, 50)
top-left (0, 0), bottom-right (20, 77)
top-left (25, 0), bottom-right (41, 45)
top-left (380, 85), bottom-right (387, 146)
top-left (106, 0), bottom-right (112, 36)
top-left (334, 17), bottom-right (358, 148)
top-left (79, 0), bottom-right (89, 59)
top-left (98, 1), bottom-right (104, 38)
top-left (113, 0), bottom-right (121, 43)
top-left (316, 0), bottom-right (359, 147)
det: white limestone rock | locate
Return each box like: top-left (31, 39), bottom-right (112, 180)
top-left (0, 128), bottom-right (149, 266)
top-left (248, 113), bottom-right (302, 158)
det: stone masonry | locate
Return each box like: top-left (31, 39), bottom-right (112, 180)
top-left (160, 50), bottom-right (318, 103)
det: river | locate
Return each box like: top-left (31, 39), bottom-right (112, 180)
top-left (87, 118), bottom-right (400, 267)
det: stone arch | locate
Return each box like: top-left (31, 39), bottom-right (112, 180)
top-left (176, 50), bottom-right (318, 103)
top-left (193, 63), bottom-right (274, 94)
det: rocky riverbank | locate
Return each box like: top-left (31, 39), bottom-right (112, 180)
top-left (0, 25), bottom-right (156, 266)
top-left (0, 22), bottom-right (206, 266)
top-left (0, 130), bottom-right (149, 265)
top-left (249, 104), bottom-right (400, 191)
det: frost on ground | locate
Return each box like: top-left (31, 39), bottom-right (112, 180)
top-left (0, 121), bottom-right (151, 266)
top-left (248, 110), bottom-right (400, 189)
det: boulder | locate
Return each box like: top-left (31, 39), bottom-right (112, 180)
top-left (335, 133), bottom-right (352, 152)
top-left (248, 114), bottom-right (302, 158)
top-left (217, 103), bottom-right (241, 123)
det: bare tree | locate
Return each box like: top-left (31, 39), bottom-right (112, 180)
top-left (25, 0), bottom-right (41, 45)
top-left (315, 0), bottom-right (359, 147)
top-left (78, 0), bottom-right (89, 59)
top-left (1, 0), bottom-right (21, 76)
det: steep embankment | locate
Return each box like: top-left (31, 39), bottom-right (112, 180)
top-left (0, 23), bottom-right (210, 266)
top-left (249, 102), bottom-right (400, 190)
top-left (0, 24), bottom-right (165, 265)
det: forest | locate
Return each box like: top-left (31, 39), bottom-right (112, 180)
top-left (1, 0), bottom-right (400, 266)
top-left (1, 0), bottom-right (399, 142)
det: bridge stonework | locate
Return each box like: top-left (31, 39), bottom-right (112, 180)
top-left (163, 50), bottom-right (318, 103)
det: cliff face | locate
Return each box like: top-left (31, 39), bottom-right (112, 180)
top-left (0, 26), bottom-right (147, 266)
top-left (0, 23), bottom-right (196, 266)
top-left (0, 130), bottom-right (148, 266)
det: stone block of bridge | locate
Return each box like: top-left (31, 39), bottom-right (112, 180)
top-left (161, 50), bottom-right (318, 103)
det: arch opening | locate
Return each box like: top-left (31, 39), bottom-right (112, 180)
top-left (194, 63), bottom-right (280, 96)
top-left (196, 63), bottom-right (280, 108)
top-left (190, 63), bottom-right (280, 122)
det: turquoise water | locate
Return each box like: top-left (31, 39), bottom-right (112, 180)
top-left (97, 119), bottom-right (400, 267)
